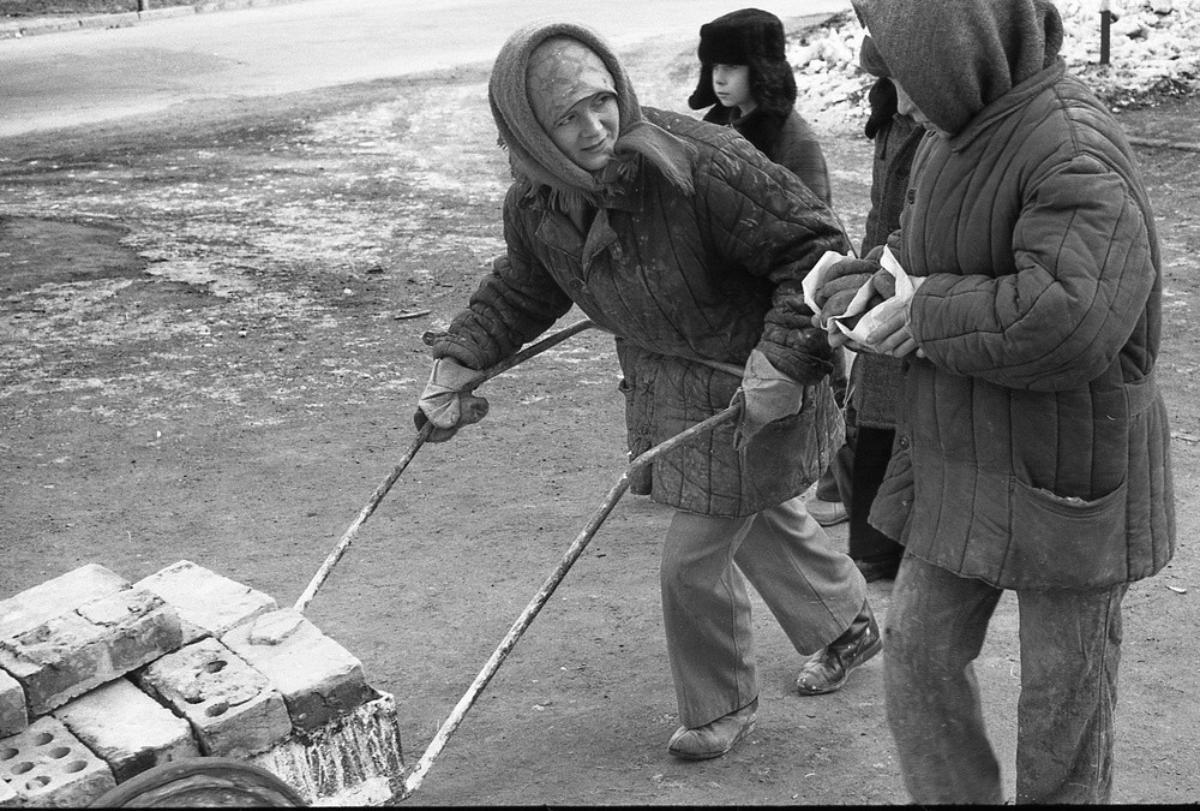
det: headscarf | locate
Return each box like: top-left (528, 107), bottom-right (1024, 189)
top-left (526, 37), bottom-right (616, 131)
top-left (488, 21), bottom-right (696, 212)
top-left (851, 0), bottom-right (1064, 135)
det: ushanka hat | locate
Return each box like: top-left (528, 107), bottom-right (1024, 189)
top-left (687, 8), bottom-right (796, 115)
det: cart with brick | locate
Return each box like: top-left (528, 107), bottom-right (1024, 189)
top-left (0, 322), bottom-right (740, 806)
top-left (0, 560), bottom-right (405, 806)
top-left (0, 327), bottom-right (601, 807)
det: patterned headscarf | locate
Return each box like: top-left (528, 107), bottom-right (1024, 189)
top-left (489, 21), bottom-right (695, 211)
top-left (526, 36), bottom-right (616, 130)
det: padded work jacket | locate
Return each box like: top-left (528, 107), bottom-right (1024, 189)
top-left (870, 63), bottom-right (1176, 588)
top-left (431, 109), bottom-right (848, 516)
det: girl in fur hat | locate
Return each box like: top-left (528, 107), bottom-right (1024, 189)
top-left (415, 21), bottom-right (879, 762)
top-left (689, 9), bottom-right (851, 536)
top-left (688, 8), bottom-right (831, 205)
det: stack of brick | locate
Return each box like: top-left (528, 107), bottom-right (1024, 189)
top-left (0, 561), bottom-right (405, 806)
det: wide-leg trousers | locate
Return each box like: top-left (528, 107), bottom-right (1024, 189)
top-left (884, 554), bottom-right (1126, 804)
top-left (661, 495), bottom-right (867, 728)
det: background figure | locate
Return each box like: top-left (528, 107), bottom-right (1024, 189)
top-left (687, 7), bottom-right (831, 203)
top-left (833, 0), bottom-right (1176, 802)
top-left (418, 21), bottom-right (879, 762)
top-left (687, 6), bottom-right (850, 526)
top-left (842, 37), bottom-right (923, 582)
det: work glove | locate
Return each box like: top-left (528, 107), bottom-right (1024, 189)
top-left (732, 349), bottom-right (804, 450)
top-left (811, 257), bottom-right (879, 330)
top-left (413, 357), bottom-right (490, 442)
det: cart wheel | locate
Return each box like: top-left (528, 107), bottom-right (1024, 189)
top-left (90, 757), bottom-right (307, 807)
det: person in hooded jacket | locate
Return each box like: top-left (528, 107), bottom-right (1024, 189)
top-left (813, 0), bottom-right (1176, 802)
top-left (415, 20), bottom-right (881, 762)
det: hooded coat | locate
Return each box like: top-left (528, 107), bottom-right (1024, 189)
top-left (854, 0), bottom-right (1176, 588)
top-left (428, 21), bottom-right (849, 517)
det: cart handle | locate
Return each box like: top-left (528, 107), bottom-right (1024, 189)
top-left (293, 319), bottom-right (596, 614)
top-left (400, 402), bottom-right (741, 799)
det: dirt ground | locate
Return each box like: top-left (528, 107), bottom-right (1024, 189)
top-left (2, 21), bottom-right (1199, 806)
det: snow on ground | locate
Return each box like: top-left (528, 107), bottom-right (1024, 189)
top-left (788, 0), bottom-right (1200, 133)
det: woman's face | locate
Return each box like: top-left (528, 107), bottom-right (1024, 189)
top-left (892, 79), bottom-right (942, 135)
top-left (547, 91), bottom-right (620, 172)
top-left (711, 63), bottom-right (755, 113)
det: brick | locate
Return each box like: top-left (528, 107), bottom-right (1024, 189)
top-left (135, 560), bottom-right (276, 645)
top-left (222, 609), bottom-right (373, 732)
top-left (0, 715), bottom-right (115, 807)
top-left (0, 589), bottom-right (182, 715)
top-left (134, 638), bottom-right (291, 759)
top-left (0, 563), bottom-right (129, 641)
top-left (53, 678), bottom-right (199, 783)
top-left (0, 670), bottom-right (27, 740)
top-left (251, 689), bottom-right (405, 806)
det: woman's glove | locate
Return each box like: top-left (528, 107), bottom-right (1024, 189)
top-left (812, 257), bottom-right (879, 330)
top-left (413, 358), bottom-right (490, 442)
top-left (732, 349), bottom-right (804, 450)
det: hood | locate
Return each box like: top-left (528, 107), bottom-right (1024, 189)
top-left (851, 0), bottom-right (1064, 135)
top-left (488, 21), bottom-right (694, 207)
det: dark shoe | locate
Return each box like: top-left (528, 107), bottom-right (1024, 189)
top-left (795, 601), bottom-right (882, 695)
top-left (667, 699), bottom-right (757, 760)
top-left (855, 557), bottom-right (900, 582)
top-left (806, 497), bottom-right (848, 527)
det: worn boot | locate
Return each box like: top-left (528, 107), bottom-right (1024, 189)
top-left (667, 699), bottom-right (758, 760)
top-left (795, 600), bottom-right (882, 695)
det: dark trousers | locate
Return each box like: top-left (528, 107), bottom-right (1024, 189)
top-left (884, 555), bottom-right (1126, 804)
top-left (847, 426), bottom-right (903, 564)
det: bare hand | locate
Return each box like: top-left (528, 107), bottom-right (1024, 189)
top-left (862, 296), bottom-right (923, 358)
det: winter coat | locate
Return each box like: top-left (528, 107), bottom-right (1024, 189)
top-left (848, 78), bottom-right (922, 430)
top-left (433, 21), bottom-right (849, 517)
top-left (701, 105), bottom-right (831, 205)
top-left (855, 0), bottom-right (1176, 589)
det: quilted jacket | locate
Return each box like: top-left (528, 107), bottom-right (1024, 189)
top-left (431, 108), bottom-right (849, 517)
top-left (857, 0), bottom-right (1176, 588)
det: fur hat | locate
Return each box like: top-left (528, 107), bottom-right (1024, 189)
top-left (687, 8), bottom-right (796, 114)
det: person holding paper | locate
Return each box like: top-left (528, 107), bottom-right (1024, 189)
top-left (813, 0), bottom-right (1176, 803)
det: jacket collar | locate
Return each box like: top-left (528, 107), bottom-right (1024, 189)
top-left (948, 59), bottom-right (1066, 152)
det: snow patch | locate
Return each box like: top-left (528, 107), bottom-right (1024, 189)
top-left (789, 0), bottom-right (1200, 133)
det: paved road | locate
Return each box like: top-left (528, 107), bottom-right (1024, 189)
top-left (0, 0), bottom-right (849, 138)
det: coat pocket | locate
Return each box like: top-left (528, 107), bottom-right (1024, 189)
top-left (1005, 477), bottom-right (1129, 589)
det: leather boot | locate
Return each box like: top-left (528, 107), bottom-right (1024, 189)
top-left (795, 600), bottom-right (882, 695)
top-left (667, 698), bottom-right (758, 760)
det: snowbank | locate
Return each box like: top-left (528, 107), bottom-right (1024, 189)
top-left (789, 0), bottom-right (1200, 133)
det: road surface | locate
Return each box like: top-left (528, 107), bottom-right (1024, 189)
top-left (0, 0), bottom-right (850, 137)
